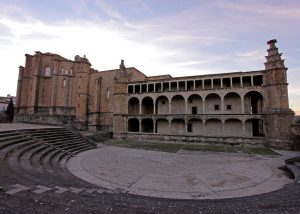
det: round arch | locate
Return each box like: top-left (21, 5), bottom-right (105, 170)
top-left (224, 118), bottom-right (243, 137)
top-left (171, 95), bottom-right (185, 114)
top-left (142, 96), bottom-right (154, 115)
top-left (187, 118), bottom-right (203, 135)
top-left (245, 118), bottom-right (264, 137)
top-left (171, 118), bottom-right (185, 134)
top-left (187, 94), bottom-right (203, 114)
top-left (141, 118), bottom-right (154, 133)
top-left (156, 118), bottom-right (169, 134)
top-left (244, 91), bottom-right (263, 114)
top-left (205, 93), bottom-right (221, 114)
top-left (156, 96), bottom-right (169, 114)
top-left (205, 118), bottom-right (222, 136)
top-left (128, 97), bottom-right (139, 115)
top-left (128, 118), bottom-right (139, 132)
top-left (224, 92), bottom-right (242, 114)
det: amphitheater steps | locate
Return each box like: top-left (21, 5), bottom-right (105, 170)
top-left (0, 127), bottom-right (97, 189)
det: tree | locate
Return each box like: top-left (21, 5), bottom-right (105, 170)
top-left (5, 98), bottom-right (14, 123)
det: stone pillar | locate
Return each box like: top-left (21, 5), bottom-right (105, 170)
top-left (221, 78), bottom-right (223, 88)
top-left (153, 119), bottom-right (156, 133)
top-left (185, 100), bottom-right (188, 114)
top-left (221, 97), bottom-right (224, 114)
top-left (139, 101), bottom-right (142, 114)
top-left (169, 101), bottom-right (172, 114)
top-left (153, 101), bottom-right (156, 114)
top-left (251, 76), bottom-right (253, 86)
top-left (241, 97), bottom-right (245, 114)
top-left (240, 77), bottom-right (243, 87)
top-left (139, 119), bottom-right (142, 133)
top-left (230, 78), bottom-right (233, 88)
top-left (242, 122), bottom-right (246, 137)
top-left (203, 100), bottom-right (205, 114)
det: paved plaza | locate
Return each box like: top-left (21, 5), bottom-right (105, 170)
top-left (68, 144), bottom-right (296, 200)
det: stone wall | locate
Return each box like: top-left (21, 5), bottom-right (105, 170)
top-left (115, 132), bottom-right (266, 146)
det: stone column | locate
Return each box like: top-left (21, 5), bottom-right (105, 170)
top-left (139, 101), bottom-right (142, 114)
top-left (242, 122), bottom-right (246, 137)
top-left (240, 77), bottom-right (243, 87)
top-left (185, 99), bottom-right (188, 114)
top-left (153, 119), bottom-right (156, 133)
top-left (153, 101), bottom-right (156, 114)
top-left (241, 97), bottom-right (245, 114)
top-left (139, 119), bottom-right (142, 133)
top-left (221, 97), bottom-right (224, 114)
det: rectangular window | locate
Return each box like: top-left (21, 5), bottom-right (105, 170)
top-left (188, 124), bottom-right (192, 132)
top-left (192, 107), bottom-right (197, 114)
top-left (214, 105), bottom-right (219, 110)
top-left (227, 105), bottom-right (231, 110)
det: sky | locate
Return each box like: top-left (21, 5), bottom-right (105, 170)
top-left (0, 0), bottom-right (299, 114)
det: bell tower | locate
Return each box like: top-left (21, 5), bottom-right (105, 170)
top-left (263, 39), bottom-right (294, 146)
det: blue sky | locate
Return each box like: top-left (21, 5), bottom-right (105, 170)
top-left (0, 0), bottom-right (299, 114)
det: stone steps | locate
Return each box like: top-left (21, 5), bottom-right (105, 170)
top-left (0, 127), bottom-right (96, 188)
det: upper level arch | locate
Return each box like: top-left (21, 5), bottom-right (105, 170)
top-left (187, 94), bottom-right (203, 114)
top-left (156, 95), bottom-right (169, 114)
top-left (244, 91), bottom-right (263, 114)
top-left (128, 97), bottom-right (139, 115)
top-left (204, 93), bottom-right (221, 114)
top-left (171, 95), bottom-right (185, 114)
top-left (142, 96), bottom-right (154, 115)
top-left (224, 92), bottom-right (242, 114)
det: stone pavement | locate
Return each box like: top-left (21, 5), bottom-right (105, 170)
top-left (67, 144), bottom-right (297, 200)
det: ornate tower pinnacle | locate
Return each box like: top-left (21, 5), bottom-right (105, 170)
top-left (264, 39), bottom-right (286, 70)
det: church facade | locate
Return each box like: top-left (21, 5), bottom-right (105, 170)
top-left (15, 40), bottom-right (295, 148)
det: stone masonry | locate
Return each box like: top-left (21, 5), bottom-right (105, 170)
top-left (15, 40), bottom-right (295, 148)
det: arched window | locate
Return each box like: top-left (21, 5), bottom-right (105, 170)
top-left (45, 67), bottom-right (51, 76)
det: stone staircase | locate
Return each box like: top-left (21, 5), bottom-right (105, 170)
top-left (0, 127), bottom-right (96, 187)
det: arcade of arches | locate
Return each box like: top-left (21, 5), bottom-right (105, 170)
top-left (127, 91), bottom-right (264, 137)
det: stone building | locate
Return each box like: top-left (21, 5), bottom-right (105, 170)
top-left (15, 40), bottom-right (295, 148)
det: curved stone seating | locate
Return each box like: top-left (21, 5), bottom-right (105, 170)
top-left (285, 156), bottom-right (300, 185)
top-left (0, 127), bottom-right (96, 187)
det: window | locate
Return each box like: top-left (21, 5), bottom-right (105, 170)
top-left (227, 105), bottom-right (231, 110)
top-left (188, 124), bottom-right (192, 132)
top-left (192, 107), bottom-right (197, 114)
top-left (162, 101), bottom-right (165, 104)
top-left (214, 105), bottom-right (219, 110)
top-left (45, 67), bottom-right (51, 76)
top-left (63, 79), bottom-right (66, 88)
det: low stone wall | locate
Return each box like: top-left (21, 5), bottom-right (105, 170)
top-left (114, 132), bottom-right (267, 147)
